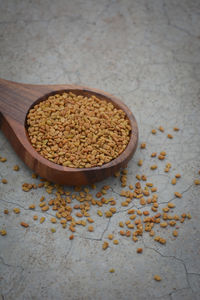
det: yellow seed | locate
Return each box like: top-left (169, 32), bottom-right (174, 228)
top-left (138, 159), bottom-right (143, 166)
top-left (13, 208), bottom-right (20, 214)
top-left (20, 222), bottom-right (29, 228)
top-left (168, 203), bottom-right (175, 208)
top-left (173, 230), bottom-right (178, 237)
top-left (140, 143), bottom-right (146, 149)
top-left (173, 127), bottom-right (179, 131)
top-left (154, 275), bottom-right (162, 281)
top-left (0, 229), bottom-right (7, 236)
top-left (175, 173), bottom-right (181, 178)
top-left (158, 126), bottom-right (164, 132)
top-left (41, 205), bottom-right (49, 211)
top-left (174, 192), bottom-right (182, 198)
top-left (151, 152), bottom-right (157, 157)
top-left (160, 222), bottom-right (168, 228)
top-left (97, 210), bottom-right (103, 217)
top-left (29, 204), bottom-right (35, 209)
top-left (167, 134), bottom-right (173, 139)
top-left (51, 228), bottom-right (56, 233)
top-left (113, 239), bottom-right (119, 245)
top-left (51, 217), bottom-right (57, 223)
top-left (88, 225), bottom-right (94, 232)
top-left (150, 165), bottom-right (157, 170)
top-left (13, 165), bottom-right (20, 171)
top-left (171, 178), bottom-right (176, 185)
top-left (33, 215), bottom-right (38, 220)
top-left (151, 129), bottom-right (156, 134)
top-left (1, 179), bottom-right (7, 184)
top-left (102, 241), bottom-right (109, 250)
top-left (108, 234), bottom-right (114, 240)
top-left (119, 221), bottom-right (124, 227)
top-left (194, 179), bottom-right (200, 185)
top-left (0, 157), bottom-right (7, 162)
top-left (109, 268), bottom-right (115, 273)
top-left (40, 217), bottom-right (45, 224)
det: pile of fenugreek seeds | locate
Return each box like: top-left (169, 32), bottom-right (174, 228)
top-left (1, 124), bottom-right (200, 281)
top-left (26, 92), bottom-right (131, 168)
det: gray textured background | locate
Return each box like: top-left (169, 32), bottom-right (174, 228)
top-left (0, 0), bottom-right (200, 299)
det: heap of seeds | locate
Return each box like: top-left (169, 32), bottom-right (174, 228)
top-left (26, 92), bottom-right (131, 168)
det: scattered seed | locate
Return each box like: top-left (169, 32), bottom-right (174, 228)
top-left (140, 143), bottom-right (146, 149)
top-left (151, 129), bottom-right (156, 134)
top-left (137, 248), bottom-right (143, 253)
top-left (154, 275), bottom-right (162, 281)
top-left (150, 165), bottom-right (157, 170)
top-left (173, 127), bottom-right (179, 131)
top-left (158, 126), bottom-right (164, 132)
top-left (33, 215), bottom-right (38, 221)
top-left (102, 241), bottom-right (109, 250)
top-left (40, 217), bottom-right (45, 224)
top-left (13, 165), bottom-right (20, 171)
top-left (0, 229), bottom-right (7, 236)
top-left (174, 192), bottom-right (182, 198)
top-left (109, 268), bottom-right (115, 273)
top-left (20, 222), bottom-right (29, 228)
top-left (88, 225), bottom-right (94, 232)
top-left (0, 157), bottom-right (7, 162)
top-left (29, 204), bottom-right (35, 209)
top-left (113, 239), bottom-right (119, 245)
top-left (4, 209), bottom-right (9, 214)
top-left (13, 208), bottom-right (20, 214)
top-left (1, 179), bottom-right (7, 184)
top-left (194, 179), bottom-right (200, 185)
top-left (138, 159), bottom-right (143, 166)
top-left (151, 152), bottom-right (157, 157)
top-left (167, 134), bottom-right (173, 139)
top-left (171, 178), bottom-right (176, 185)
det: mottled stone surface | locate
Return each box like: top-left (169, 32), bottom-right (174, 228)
top-left (0, 0), bottom-right (200, 299)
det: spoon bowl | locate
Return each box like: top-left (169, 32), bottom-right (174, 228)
top-left (0, 79), bottom-right (138, 185)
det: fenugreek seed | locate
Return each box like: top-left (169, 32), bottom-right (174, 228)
top-left (119, 221), bottom-right (124, 227)
top-left (69, 234), bottom-right (74, 240)
top-left (13, 208), bottom-right (20, 214)
top-left (13, 165), bottom-right (20, 171)
top-left (108, 234), bottom-right (114, 240)
top-left (162, 207), bottom-right (169, 212)
top-left (141, 175), bottom-right (147, 181)
top-left (97, 210), bottom-right (103, 217)
top-left (171, 178), bottom-right (176, 185)
top-left (174, 192), bottom-right (182, 198)
top-left (158, 126), bottom-right (164, 132)
top-left (151, 152), bottom-right (157, 157)
top-left (151, 129), bottom-right (156, 134)
top-left (194, 179), bottom-right (200, 185)
top-left (173, 127), bottom-right (179, 131)
top-left (138, 160), bottom-right (143, 166)
top-left (173, 230), bottom-right (178, 237)
top-left (0, 157), bottom-right (7, 162)
top-left (149, 230), bottom-right (155, 236)
top-left (109, 268), bottom-right (115, 273)
top-left (150, 165), bottom-right (157, 170)
top-left (41, 205), bottom-right (49, 211)
top-left (33, 215), bottom-right (38, 220)
top-left (40, 217), bottom-right (45, 224)
top-left (168, 203), bottom-right (175, 208)
top-left (51, 228), bottom-right (56, 233)
top-left (50, 217), bottom-right (57, 223)
top-left (175, 173), bottom-right (181, 178)
top-left (136, 174), bottom-right (141, 180)
top-left (167, 134), bottom-right (173, 139)
top-left (0, 229), bottom-right (7, 236)
top-left (88, 225), bottom-right (94, 232)
top-left (160, 151), bottom-right (166, 156)
top-left (114, 171), bottom-right (120, 177)
top-left (20, 222), bottom-right (29, 228)
top-left (87, 217), bottom-right (94, 223)
top-left (128, 209), bottom-right (135, 214)
top-left (160, 222), bottom-right (168, 228)
top-left (102, 241), bottom-right (109, 250)
top-left (127, 224), bottom-right (134, 229)
top-left (113, 239), bottom-right (119, 245)
top-left (158, 155), bottom-right (165, 160)
top-left (1, 179), bottom-right (7, 184)
top-left (4, 209), bottom-right (9, 214)
top-left (29, 204), bottom-right (35, 209)
top-left (151, 187), bottom-right (157, 192)
top-left (169, 220), bottom-right (176, 226)
top-left (137, 248), bottom-right (143, 253)
top-left (140, 143), bottom-right (146, 149)
top-left (154, 275), bottom-right (162, 281)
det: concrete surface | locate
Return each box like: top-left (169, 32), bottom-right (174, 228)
top-left (0, 0), bottom-right (200, 299)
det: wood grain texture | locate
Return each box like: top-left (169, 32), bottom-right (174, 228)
top-left (0, 78), bottom-right (138, 185)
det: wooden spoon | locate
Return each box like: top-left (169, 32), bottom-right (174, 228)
top-left (0, 78), bottom-right (138, 185)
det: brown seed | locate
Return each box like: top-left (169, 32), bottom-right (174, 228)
top-left (88, 225), bottom-right (94, 232)
top-left (154, 275), bottom-right (162, 281)
top-left (69, 234), bottom-right (74, 240)
top-left (29, 204), bottom-right (35, 209)
top-left (140, 143), bottom-right (146, 149)
top-left (168, 203), bottom-right (175, 208)
top-left (173, 127), bottom-right (179, 131)
top-left (173, 230), bottom-right (178, 237)
top-left (137, 248), bottom-right (143, 253)
top-left (150, 165), bottom-right (157, 170)
top-left (41, 205), bottom-right (49, 211)
top-left (113, 239), bottom-right (119, 245)
top-left (160, 151), bottom-right (166, 156)
top-left (175, 173), bottom-right (181, 178)
top-left (0, 157), bottom-right (7, 162)
top-left (119, 221), bottom-right (124, 227)
top-left (167, 134), bottom-right (173, 139)
top-left (50, 217), bottom-right (57, 223)
top-left (109, 268), bottom-right (115, 273)
top-left (108, 234), bottom-right (114, 240)
top-left (151, 152), bottom-right (157, 157)
top-left (158, 155), bottom-right (165, 160)
top-left (174, 192), bottom-right (182, 198)
top-left (151, 129), bottom-right (157, 134)
top-left (20, 222), bottom-right (29, 228)
top-left (1, 179), bottom-right (7, 184)
top-left (102, 241), bottom-right (109, 250)
top-left (171, 178), bottom-right (176, 185)
top-left (194, 179), bottom-right (200, 185)
top-left (158, 126), bottom-right (164, 132)
top-left (138, 159), bottom-right (143, 166)
top-left (4, 209), bottom-right (9, 214)
top-left (160, 222), bottom-right (168, 228)
top-left (12, 165), bottom-right (20, 172)
top-left (151, 187), bottom-right (157, 192)
top-left (33, 215), bottom-right (38, 220)
top-left (105, 211), bottom-right (113, 218)
top-left (13, 208), bottom-right (20, 214)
